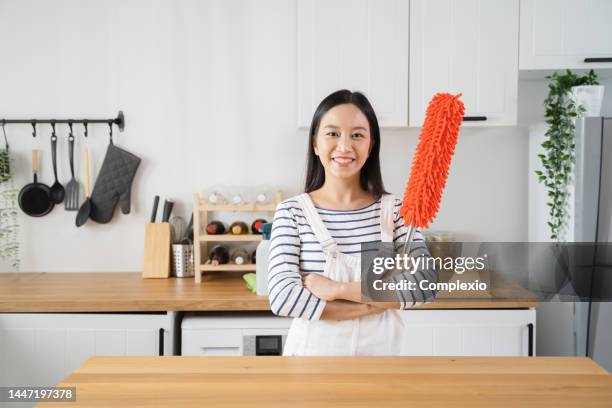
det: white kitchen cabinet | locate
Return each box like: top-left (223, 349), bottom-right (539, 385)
top-left (297, 0), bottom-right (409, 127)
top-left (400, 309), bottom-right (536, 356)
top-left (0, 313), bottom-right (172, 388)
top-left (520, 0), bottom-right (612, 70)
top-left (409, 0), bottom-right (519, 127)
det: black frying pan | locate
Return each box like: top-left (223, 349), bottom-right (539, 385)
top-left (18, 149), bottom-right (54, 217)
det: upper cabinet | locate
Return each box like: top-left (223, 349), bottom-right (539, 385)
top-left (520, 0), bottom-right (612, 70)
top-left (297, 0), bottom-right (409, 127)
top-left (409, 0), bottom-right (519, 127)
top-left (298, 0), bottom-right (609, 128)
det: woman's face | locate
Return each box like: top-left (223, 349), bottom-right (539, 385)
top-left (313, 103), bottom-right (372, 181)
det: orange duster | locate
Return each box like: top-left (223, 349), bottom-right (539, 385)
top-left (400, 93), bottom-right (464, 230)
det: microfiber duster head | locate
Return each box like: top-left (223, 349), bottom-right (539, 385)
top-left (400, 93), bottom-right (464, 229)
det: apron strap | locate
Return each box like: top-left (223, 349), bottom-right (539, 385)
top-left (296, 193), bottom-right (337, 253)
top-left (380, 194), bottom-right (396, 242)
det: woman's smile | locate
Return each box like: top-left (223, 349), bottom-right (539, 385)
top-left (332, 156), bottom-right (356, 168)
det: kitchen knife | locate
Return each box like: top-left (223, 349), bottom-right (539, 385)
top-left (161, 199), bottom-right (174, 223)
top-left (150, 195), bottom-right (160, 223)
top-left (183, 212), bottom-right (194, 243)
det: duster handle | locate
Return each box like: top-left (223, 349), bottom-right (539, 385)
top-left (400, 225), bottom-right (417, 272)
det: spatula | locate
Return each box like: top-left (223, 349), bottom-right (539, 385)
top-left (49, 127), bottom-right (65, 204)
top-left (75, 148), bottom-right (91, 227)
top-left (65, 128), bottom-right (79, 210)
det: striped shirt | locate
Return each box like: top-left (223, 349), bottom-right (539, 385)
top-left (267, 195), bottom-right (436, 320)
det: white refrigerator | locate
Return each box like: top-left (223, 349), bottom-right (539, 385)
top-left (572, 117), bottom-right (612, 371)
top-left (530, 117), bottom-right (612, 371)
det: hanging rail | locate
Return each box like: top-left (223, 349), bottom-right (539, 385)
top-left (0, 111), bottom-right (125, 134)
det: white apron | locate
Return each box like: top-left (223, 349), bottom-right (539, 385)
top-left (283, 193), bottom-right (405, 356)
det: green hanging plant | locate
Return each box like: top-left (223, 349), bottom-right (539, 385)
top-left (535, 69), bottom-right (599, 241)
top-left (0, 125), bottom-right (20, 271)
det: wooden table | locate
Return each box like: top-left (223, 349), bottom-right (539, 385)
top-left (0, 272), bottom-right (538, 312)
top-left (39, 356), bottom-right (612, 407)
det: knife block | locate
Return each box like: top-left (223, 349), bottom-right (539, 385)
top-left (143, 223), bottom-right (171, 279)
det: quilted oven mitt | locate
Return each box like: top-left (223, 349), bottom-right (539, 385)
top-left (89, 142), bottom-right (141, 224)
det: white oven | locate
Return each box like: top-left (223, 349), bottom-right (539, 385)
top-left (181, 312), bottom-right (292, 356)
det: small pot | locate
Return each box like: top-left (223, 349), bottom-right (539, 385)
top-left (571, 85), bottom-right (605, 117)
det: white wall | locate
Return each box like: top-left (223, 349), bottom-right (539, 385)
top-left (1, 0), bottom-right (610, 272)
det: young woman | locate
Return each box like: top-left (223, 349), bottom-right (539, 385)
top-left (268, 90), bottom-right (437, 356)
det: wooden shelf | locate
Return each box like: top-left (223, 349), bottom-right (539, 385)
top-left (200, 264), bottom-right (257, 272)
top-left (199, 234), bottom-right (263, 242)
top-left (194, 191), bottom-right (283, 284)
top-left (199, 203), bottom-right (277, 212)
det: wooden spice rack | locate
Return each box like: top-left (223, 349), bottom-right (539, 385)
top-left (193, 191), bottom-right (283, 283)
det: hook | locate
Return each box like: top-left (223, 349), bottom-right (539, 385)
top-left (1, 119), bottom-right (8, 150)
top-left (31, 121), bottom-right (37, 138)
top-left (108, 121), bottom-right (113, 144)
top-left (83, 120), bottom-right (88, 138)
top-left (50, 121), bottom-right (57, 141)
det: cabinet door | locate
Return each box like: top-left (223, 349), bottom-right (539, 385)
top-left (409, 0), bottom-right (519, 127)
top-left (520, 0), bottom-right (612, 70)
top-left (0, 314), bottom-right (171, 388)
top-left (400, 309), bottom-right (536, 356)
top-left (297, 0), bottom-right (409, 127)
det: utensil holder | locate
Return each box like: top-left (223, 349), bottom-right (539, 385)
top-left (172, 244), bottom-right (195, 277)
top-left (143, 223), bottom-right (171, 278)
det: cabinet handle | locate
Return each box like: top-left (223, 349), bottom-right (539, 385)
top-left (462, 116), bottom-right (487, 121)
top-left (158, 328), bottom-right (164, 356)
top-left (584, 57), bottom-right (612, 63)
top-left (527, 323), bottom-right (534, 357)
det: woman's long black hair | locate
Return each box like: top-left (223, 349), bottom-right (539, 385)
top-left (304, 89), bottom-right (387, 197)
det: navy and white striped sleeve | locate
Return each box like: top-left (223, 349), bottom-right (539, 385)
top-left (392, 199), bottom-right (438, 310)
top-left (267, 201), bottom-right (327, 320)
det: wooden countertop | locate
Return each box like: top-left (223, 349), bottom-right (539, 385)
top-left (0, 272), bottom-right (538, 313)
top-left (40, 356), bottom-right (611, 407)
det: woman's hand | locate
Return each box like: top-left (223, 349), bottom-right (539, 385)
top-left (302, 273), bottom-right (341, 301)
